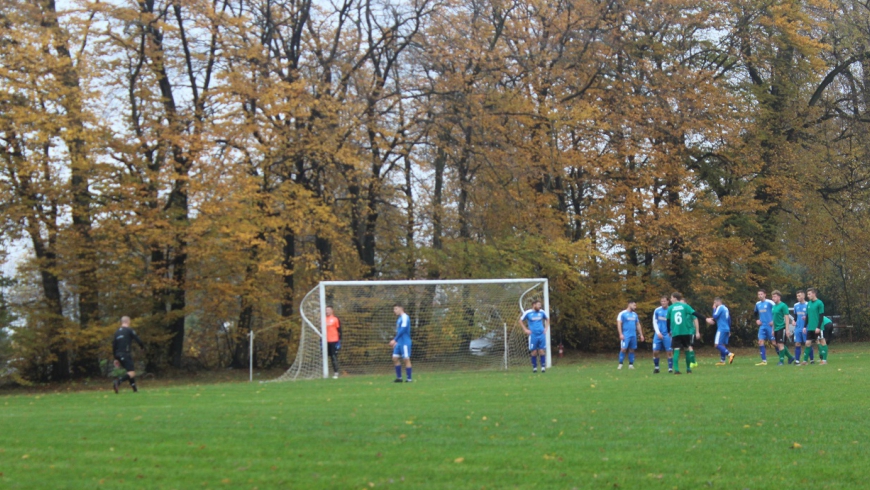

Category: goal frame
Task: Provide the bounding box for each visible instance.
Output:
[300,278,551,378]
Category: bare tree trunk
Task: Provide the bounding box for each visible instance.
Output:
[38,0,100,375]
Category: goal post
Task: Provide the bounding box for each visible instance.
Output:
[272,278,550,381]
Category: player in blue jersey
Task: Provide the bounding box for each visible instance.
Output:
[389,304,412,382]
[754,289,775,366]
[792,290,812,365]
[651,296,673,374]
[706,298,735,366]
[616,301,644,370]
[520,300,549,372]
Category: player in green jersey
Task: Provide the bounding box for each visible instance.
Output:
[667,292,702,375]
[771,291,795,365]
[802,288,828,365]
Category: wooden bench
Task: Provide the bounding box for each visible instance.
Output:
[832,324,855,342]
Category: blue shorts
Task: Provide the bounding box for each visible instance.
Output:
[758,326,774,341]
[714,331,730,346]
[620,336,637,350]
[392,343,411,359]
[794,328,806,344]
[528,333,546,352]
[652,333,672,352]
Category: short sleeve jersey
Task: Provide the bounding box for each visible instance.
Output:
[394,313,411,344]
[618,310,639,337]
[653,306,669,335]
[325,315,341,343]
[667,302,696,336]
[794,302,807,330]
[755,299,775,327]
[807,299,825,331]
[772,302,789,331]
[712,304,731,332]
[822,316,833,328]
[521,309,548,335]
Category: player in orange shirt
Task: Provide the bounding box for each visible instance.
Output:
[325,306,342,378]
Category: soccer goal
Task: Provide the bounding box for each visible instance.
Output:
[272,278,550,380]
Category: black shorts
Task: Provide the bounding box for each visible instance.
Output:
[115,354,134,371]
[327,342,339,356]
[806,329,824,342]
[774,329,787,344]
[673,335,693,349]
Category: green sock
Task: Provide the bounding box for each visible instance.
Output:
[674,350,681,371]
[686,354,692,370]
[803,347,809,362]
[690,351,696,364]
[784,347,794,361]
[820,345,828,360]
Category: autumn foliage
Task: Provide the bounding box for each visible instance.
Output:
[2,0,869,380]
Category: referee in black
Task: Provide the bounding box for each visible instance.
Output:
[112,316,144,393]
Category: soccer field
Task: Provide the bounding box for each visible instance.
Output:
[2,345,870,489]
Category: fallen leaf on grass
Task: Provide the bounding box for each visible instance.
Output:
[790,442,802,449]
[454,457,464,463]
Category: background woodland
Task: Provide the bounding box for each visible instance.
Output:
[2,0,870,380]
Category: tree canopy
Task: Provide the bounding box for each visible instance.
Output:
[2,0,868,379]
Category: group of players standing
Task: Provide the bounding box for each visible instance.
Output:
[614,288,831,374]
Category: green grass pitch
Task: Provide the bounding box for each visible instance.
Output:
[3,345,870,489]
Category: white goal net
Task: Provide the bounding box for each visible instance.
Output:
[273,278,549,380]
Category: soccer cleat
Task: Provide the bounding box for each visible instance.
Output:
[668,368,673,374]
[777,362,784,366]
[755,361,767,366]
[628,364,634,370]
[686,369,692,374]
[801,361,808,366]
[541,367,546,373]
[617,364,623,370]
[690,362,698,369]
[132,384,138,393]
[728,353,735,364]
[820,360,827,365]
[394,378,403,383]
[788,358,795,365]
[405,378,413,382]
[673,371,681,375]
[654,368,660,374]
[715,361,726,366]
[332,373,339,379]
[810,360,815,364]
[113,379,119,394]
[532,368,537,373]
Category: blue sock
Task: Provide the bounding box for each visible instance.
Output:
[539,355,545,368]
[406,367,412,380]
[531,356,537,368]
[628,352,635,365]
[654,357,660,368]
[809,347,814,360]
[619,351,625,364]
[760,345,767,361]
[395,365,402,379]
[795,346,801,361]
[667,358,673,370]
